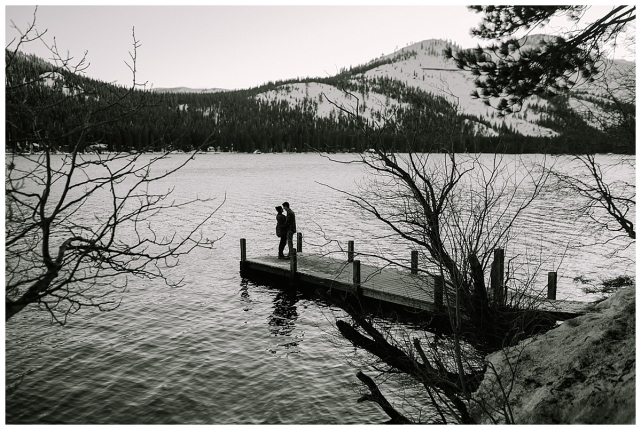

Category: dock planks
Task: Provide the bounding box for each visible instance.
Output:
[240,250,594,318]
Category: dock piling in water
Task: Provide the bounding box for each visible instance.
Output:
[348,240,354,263]
[290,249,297,285]
[353,259,361,295]
[491,248,505,303]
[548,272,557,300]
[240,238,247,272]
[297,232,302,253]
[434,275,444,310]
[411,250,418,275]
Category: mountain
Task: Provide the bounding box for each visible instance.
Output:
[6,37,634,155]
[254,38,634,140]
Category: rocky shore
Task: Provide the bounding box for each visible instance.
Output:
[470,286,635,424]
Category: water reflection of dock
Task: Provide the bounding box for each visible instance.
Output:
[239,238,594,319]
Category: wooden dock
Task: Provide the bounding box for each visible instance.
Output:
[242,253,445,312]
[239,238,594,319]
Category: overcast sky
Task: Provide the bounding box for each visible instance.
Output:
[5,3,621,90]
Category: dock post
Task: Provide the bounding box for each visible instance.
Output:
[353,259,361,295]
[290,249,297,285]
[240,238,247,272]
[434,275,444,311]
[491,248,505,304]
[411,250,418,275]
[348,240,354,263]
[297,232,302,253]
[547,272,557,300]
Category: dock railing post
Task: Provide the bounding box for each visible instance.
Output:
[353,259,361,295]
[240,238,247,272]
[297,232,302,253]
[547,272,557,300]
[240,238,246,262]
[411,250,418,275]
[491,248,505,304]
[290,249,297,285]
[348,240,354,263]
[434,275,444,311]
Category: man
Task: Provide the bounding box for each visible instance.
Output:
[282,201,296,257]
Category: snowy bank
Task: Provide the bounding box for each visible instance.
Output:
[470,286,635,424]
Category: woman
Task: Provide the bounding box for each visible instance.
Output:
[275,206,288,259]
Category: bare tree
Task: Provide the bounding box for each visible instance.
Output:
[447,6,636,242]
[548,154,635,241]
[5,9,223,324]
[548,57,635,241]
[313,85,557,423]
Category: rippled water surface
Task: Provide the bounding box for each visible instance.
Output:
[6,153,634,424]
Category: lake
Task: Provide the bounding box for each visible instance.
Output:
[5,152,635,424]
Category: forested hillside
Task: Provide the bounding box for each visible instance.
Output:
[5,39,634,155]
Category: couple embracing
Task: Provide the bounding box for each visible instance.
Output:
[275,202,296,260]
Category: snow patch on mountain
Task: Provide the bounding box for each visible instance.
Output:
[359,40,558,137]
[256,82,407,126]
